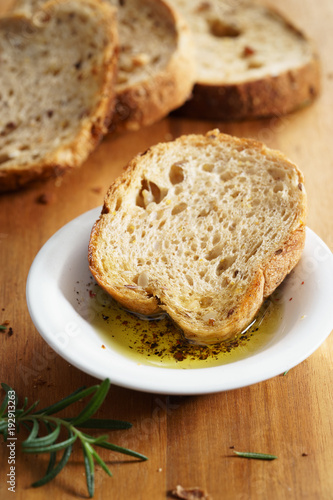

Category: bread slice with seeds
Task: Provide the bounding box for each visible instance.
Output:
[169,0,320,120]
[108,0,195,131]
[0,0,118,192]
[89,129,307,345]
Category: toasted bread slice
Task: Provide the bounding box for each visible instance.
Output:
[108,0,195,131]
[169,0,320,120]
[89,130,307,344]
[0,0,118,192]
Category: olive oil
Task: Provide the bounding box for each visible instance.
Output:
[86,284,283,369]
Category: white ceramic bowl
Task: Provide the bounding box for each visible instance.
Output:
[26,207,333,395]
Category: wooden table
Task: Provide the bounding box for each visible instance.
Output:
[1,0,332,499]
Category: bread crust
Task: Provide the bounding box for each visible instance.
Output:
[110,0,195,132]
[176,56,320,121]
[88,130,307,344]
[0,0,118,192]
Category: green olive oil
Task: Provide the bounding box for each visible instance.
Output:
[86,284,283,369]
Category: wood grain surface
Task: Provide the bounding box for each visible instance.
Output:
[0,1,332,499]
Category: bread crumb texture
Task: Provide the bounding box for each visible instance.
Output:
[0,0,118,191]
[89,130,307,344]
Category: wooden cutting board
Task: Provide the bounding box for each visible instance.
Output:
[0,0,332,499]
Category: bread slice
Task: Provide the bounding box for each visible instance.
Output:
[168,0,320,120]
[107,0,195,131]
[0,0,118,192]
[89,129,307,345]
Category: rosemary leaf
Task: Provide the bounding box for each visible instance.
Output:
[96,441,148,461]
[22,423,61,448]
[75,418,132,430]
[23,419,40,444]
[44,421,57,475]
[71,379,111,426]
[35,385,98,416]
[23,433,78,454]
[82,441,95,498]
[32,431,74,488]
[18,400,40,419]
[233,450,278,460]
[90,448,112,477]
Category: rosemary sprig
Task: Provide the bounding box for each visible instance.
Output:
[233,450,278,460]
[0,379,147,497]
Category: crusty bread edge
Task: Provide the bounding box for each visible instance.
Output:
[88,130,307,344]
[110,0,195,132]
[176,56,320,121]
[0,0,118,192]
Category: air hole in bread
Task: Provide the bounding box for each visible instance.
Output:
[174,185,183,195]
[208,18,241,38]
[202,163,214,172]
[212,233,221,245]
[169,163,185,184]
[136,179,166,208]
[186,275,194,286]
[216,256,236,275]
[199,269,207,278]
[198,208,209,217]
[206,243,224,261]
[247,60,264,69]
[268,167,286,181]
[273,182,284,193]
[158,219,166,230]
[171,202,187,215]
[115,198,122,211]
[220,170,235,182]
[200,296,213,307]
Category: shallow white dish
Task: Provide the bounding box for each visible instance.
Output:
[26,207,333,395]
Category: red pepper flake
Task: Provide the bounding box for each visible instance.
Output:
[89,290,96,298]
[289,297,293,301]
[243,45,255,57]
[122,321,129,325]
[301,281,305,285]
[101,344,106,349]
